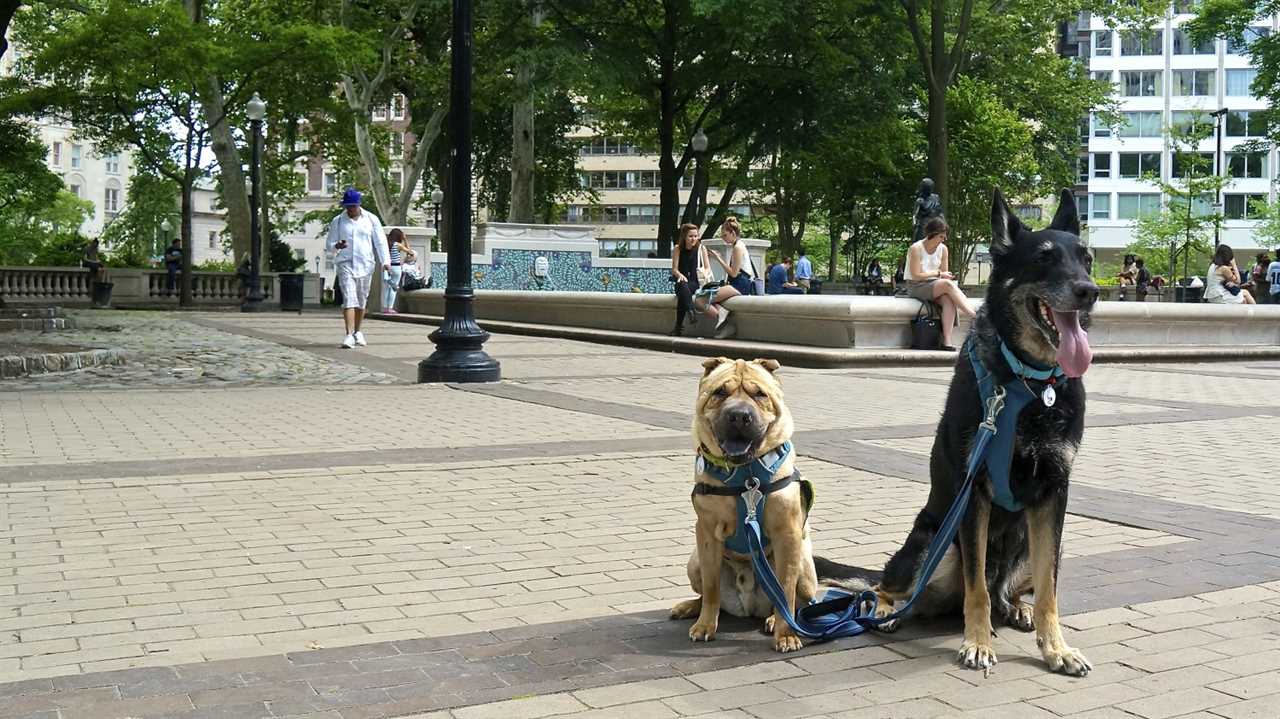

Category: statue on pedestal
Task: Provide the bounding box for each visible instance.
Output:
[912,178,944,244]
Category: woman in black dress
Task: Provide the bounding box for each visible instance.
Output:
[669,223,712,335]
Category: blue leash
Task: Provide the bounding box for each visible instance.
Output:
[741,348,1009,641]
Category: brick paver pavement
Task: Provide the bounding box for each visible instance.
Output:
[0,311,1277,718]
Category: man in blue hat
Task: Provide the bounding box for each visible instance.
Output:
[326,188,390,348]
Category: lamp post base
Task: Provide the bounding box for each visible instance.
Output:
[241,290,267,313]
[417,290,500,383]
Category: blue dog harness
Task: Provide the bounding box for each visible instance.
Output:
[970,339,1067,512]
[694,442,798,555]
[731,336,1067,642]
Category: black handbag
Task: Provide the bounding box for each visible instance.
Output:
[910,302,943,350]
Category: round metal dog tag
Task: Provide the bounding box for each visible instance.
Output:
[1041,385,1056,407]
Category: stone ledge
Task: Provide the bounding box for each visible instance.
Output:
[374,312,1280,368]
[399,290,1280,350]
[0,317,73,332]
[0,348,128,379]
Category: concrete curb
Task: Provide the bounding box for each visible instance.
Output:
[373,312,1280,368]
[0,348,129,379]
[0,317,74,332]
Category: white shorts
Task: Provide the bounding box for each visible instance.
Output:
[337,265,373,310]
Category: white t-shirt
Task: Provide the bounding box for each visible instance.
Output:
[1268,260,1280,293]
[729,241,752,277]
[905,240,943,281]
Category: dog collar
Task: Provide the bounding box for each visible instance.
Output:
[1000,340,1066,383]
[696,441,793,488]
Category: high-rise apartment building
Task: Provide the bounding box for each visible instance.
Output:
[1078,5,1275,261]
[561,128,753,257]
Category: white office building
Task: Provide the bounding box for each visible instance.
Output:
[1081,5,1276,260]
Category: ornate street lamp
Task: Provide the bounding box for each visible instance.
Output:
[242,92,267,312]
[159,218,172,259]
[1211,107,1228,248]
[431,187,443,252]
[689,128,708,221]
[417,0,500,383]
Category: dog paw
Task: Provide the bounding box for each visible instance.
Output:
[688,620,717,642]
[773,628,804,653]
[1043,645,1092,676]
[763,615,775,634]
[958,639,998,671]
[1006,602,1035,632]
[670,598,700,620]
[870,601,900,633]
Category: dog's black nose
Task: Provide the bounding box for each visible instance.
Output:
[725,407,754,427]
[1072,281,1099,306]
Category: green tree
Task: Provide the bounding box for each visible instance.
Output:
[1131,117,1227,283]
[99,173,180,267]
[0,119,65,265]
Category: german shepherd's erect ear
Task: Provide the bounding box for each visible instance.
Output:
[990,188,1024,257]
[1046,189,1080,236]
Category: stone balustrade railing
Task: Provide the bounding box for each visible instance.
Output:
[0,266,321,307]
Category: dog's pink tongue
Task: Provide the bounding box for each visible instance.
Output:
[1052,310,1092,378]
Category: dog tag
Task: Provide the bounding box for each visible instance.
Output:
[1041,385,1056,407]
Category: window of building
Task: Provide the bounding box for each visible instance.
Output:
[372,104,387,121]
[51,142,62,167]
[1171,151,1215,177]
[1118,152,1162,179]
[1091,152,1112,178]
[208,231,217,249]
[1227,151,1268,178]
[1172,29,1214,55]
[1093,31,1112,55]
[104,153,120,174]
[1089,193,1110,220]
[324,172,337,195]
[1091,70,1112,84]
[1224,193,1267,219]
[68,183,80,198]
[1172,69,1215,96]
[1121,70,1161,97]
[1015,205,1042,221]
[1118,111,1161,138]
[1226,110,1263,137]
[389,169,402,189]
[1227,27,1269,54]
[104,186,120,215]
[1226,68,1258,96]
[1174,0,1198,12]
[1171,110,1212,136]
[392,94,406,119]
[325,255,335,270]
[1120,30,1162,56]
[1077,156,1089,184]
[579,137,640,156]
[1075,193,1089,221]
[390,132,403,157]
[70,144,82,169]
[1117,193,1161,219]
[293,248,306,262]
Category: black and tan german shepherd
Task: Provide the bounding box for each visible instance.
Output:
[820,188,1099,676]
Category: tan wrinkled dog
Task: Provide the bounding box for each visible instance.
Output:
[670,357,818,653]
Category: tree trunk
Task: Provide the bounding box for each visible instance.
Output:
[508,7,543,224]
[179,175,194,307]
[828,222,839,281]
[655,5,678,259]
[197,80,252,263]
[927,0,949,211]
[680,155,711,226]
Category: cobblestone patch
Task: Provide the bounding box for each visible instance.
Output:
[0,311,399,391]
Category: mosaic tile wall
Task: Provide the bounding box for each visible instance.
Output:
[429,249,674,294]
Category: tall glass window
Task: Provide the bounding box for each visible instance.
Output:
[1118,112,1161,138]
[1089,193,1111,220]
[1117,194,1161,219]
[1092,153,1112,178]
[1226,110,1263,137]
[1172,29,1214,55]
[1093,31,1112,55]
[1121,71,1161,97]
[1226,69,1258,96]
[1120,30,1162,56]
[1172,70,1215,96]
[1118,153,1162,179]
[1227,151,1268,179]
[1224,194,1267,219]
[1227,27,1269,54]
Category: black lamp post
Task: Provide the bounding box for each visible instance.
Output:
[689,128,707,221]
[242,92,267,312]
[1211,107,1228,248]
[159,217,172,259]
[431,187,443,253]
[418,0,500,383]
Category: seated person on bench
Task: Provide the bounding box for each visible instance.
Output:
[766,257,806,295]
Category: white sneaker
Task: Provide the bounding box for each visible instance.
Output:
[714,306,729,330]
[353,331,367,346]
[341,334,355,349]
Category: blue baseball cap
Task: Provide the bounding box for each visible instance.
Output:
[341,188,362,206]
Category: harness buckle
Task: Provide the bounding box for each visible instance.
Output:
[742,477,763,523]
[980,385,1007,434]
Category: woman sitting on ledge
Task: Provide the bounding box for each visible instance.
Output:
[699,216,753,338]
[1204,244,1256,305]
[904,217,975,350]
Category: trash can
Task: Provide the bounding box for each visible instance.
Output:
[91,281,113,309]
[279,273,305,313]
[1174,285,1204,303]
